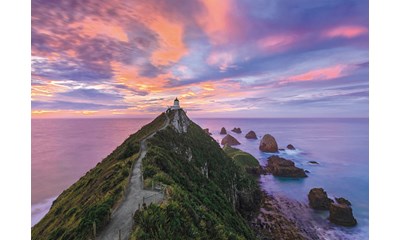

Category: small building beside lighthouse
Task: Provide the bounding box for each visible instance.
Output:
[171,98,181,110]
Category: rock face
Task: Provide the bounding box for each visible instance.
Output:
[335,197,351,206]
[329,203,357,226]
[308,188,333,210]
[232,127,242,133]
[171,109,190,133]
[221,134,241,146]
[265,156,307,178]
[287,144,296,150]
[220,127,227,135]
[203,128,212,135]
[245,130,257,139]
[308,161,319,164]
[259,134,278,152]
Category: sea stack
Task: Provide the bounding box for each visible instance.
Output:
[221,134,241,146]
[259,134,278,152]
[265,155,307,178]
[220,127,227,135]
[329,203,357,226]
[232,127,242,134]
[245,131,257,139]
[308,188,333,210]
[287,144,295,150]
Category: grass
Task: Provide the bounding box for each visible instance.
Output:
[32,113,167,240]
[131,110,261,239]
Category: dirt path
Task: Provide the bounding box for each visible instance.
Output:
[98,114,169,240]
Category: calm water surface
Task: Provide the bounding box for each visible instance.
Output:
[32,118,368,239]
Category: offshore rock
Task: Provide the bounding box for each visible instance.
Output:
[245,131,257,139]
[308,188,333,210]
[287,144,296,150]
[329,203,357,227]
[265,156,307,178]
[259,134,278,152]
[232,127,242,134]
[220,127,227,135]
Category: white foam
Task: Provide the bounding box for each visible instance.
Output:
[31,196,57,227]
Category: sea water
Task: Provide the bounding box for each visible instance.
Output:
[31,118,368,239]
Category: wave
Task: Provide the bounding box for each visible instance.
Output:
[31,196,57,227]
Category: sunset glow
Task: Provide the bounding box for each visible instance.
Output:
[32,0,368,118]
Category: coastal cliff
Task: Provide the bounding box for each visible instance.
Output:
[32,109,261,240]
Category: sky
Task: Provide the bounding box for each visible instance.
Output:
[31,0,369,118]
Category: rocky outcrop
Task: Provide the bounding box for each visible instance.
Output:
[308,188,333,210]
[221,134,241,146]
[329,203,357,226]
[259,134,278,152]
[265,156,307,178]
[220,127,227,135]
[203,128,212,135]
[308,161,319,164]
[335,197,351,206]
[287,144,295,150]
[245,130,257,139]
[232,127,242,134]
[171,109,190,133]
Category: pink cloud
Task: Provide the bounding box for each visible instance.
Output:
[324,25,368,38]
[285,65,346,83]
[258,34,296,52]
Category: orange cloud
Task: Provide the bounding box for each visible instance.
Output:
[112,61,172,93]
[324,25,368,38]
[148,15,187,66]
[70,17,129,42]
[197,0,239,45]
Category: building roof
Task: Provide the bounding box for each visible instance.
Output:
[175,97,179,101]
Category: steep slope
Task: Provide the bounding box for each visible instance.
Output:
[32,113,167,240]
[131,109,261,239]
[32,109,261,240]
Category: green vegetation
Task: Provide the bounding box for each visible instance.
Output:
[32,110,262,240]
[223,145,260,173]
[131,111,261,239]
[32,113,167,240]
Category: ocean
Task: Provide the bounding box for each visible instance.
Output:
[31,118,368,239]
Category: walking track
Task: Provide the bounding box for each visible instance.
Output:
[98,114,170,240]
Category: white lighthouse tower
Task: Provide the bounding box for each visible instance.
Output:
[171,97,181,110]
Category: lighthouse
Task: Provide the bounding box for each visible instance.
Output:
[171,98,181,110]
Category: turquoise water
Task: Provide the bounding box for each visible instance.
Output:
[195,118,369,239]
[32,118,368,239]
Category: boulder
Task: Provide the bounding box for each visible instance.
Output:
[265,156,307,178]
[259,134,278,152]
[329,203,357,227]
[308,188,333,210]
[287,144,296,150]
[203,128,212,135]
[245,130,257,139]
[232,127,242,134]
[221,134,241,146]
[335,197,352,206]
[220,127,227,135]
